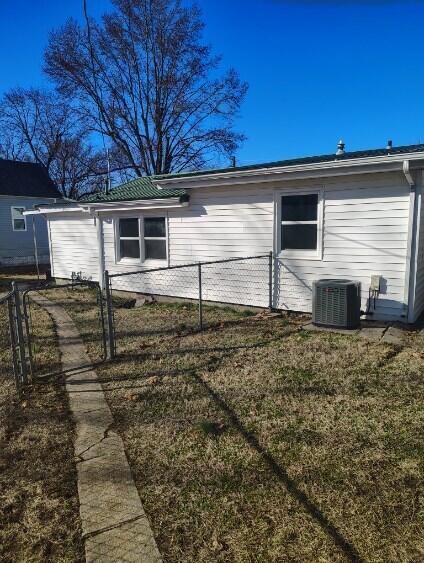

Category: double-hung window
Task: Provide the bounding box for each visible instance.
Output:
[11,206,27,231]
[143,218,167,260]
[117,217,167,262]
[279,192,322,257]
[119,218,140,259]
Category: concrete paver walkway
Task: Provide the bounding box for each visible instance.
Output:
[302,321,405,345]
[32,293,162,563]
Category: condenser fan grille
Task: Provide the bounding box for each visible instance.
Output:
[313,280,361,329]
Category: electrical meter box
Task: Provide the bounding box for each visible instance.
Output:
[370,275,382,292]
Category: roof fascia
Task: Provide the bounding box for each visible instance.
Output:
[153,153,424,189]
[24,205,84,215]
[24,197,189,216]
[81,198,189,213]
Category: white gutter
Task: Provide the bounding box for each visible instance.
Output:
[23,205,82,215]
[82,198,189,213]
[23,209,44,216]
[26,198,189,216]
[403,159,415,187]
[154,151,424,189]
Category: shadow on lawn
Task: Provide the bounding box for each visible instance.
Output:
[61,346,361,560]
[113,316,271,340]
[191,367,363,563]
[110,328,297,363]
[31,315,263,348]
[33,305,361,561]
[175,331,364,561]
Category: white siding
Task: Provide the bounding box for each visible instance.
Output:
[275,175,410,321]
[48,172,412,321]
[48,213,99,280]
[100,174,411,320]
[103,186,273,307]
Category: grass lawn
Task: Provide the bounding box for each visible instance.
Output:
[0,292,83,562]
[45,287,424,562]
[0,271,46,290]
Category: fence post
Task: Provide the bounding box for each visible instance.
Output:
[104,270,115,359]
[12,282,29,385]
[22,293,34,377]
[268,251,273,312]
[7,297,20,393]
[97,284,108,361]
[198,262,203,330]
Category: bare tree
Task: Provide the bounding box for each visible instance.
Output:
[0,87,106,198]
[44,0,248,176]
[49,136,106,199]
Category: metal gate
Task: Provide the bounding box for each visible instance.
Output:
[1,283,32,396]
[1,280,109,393]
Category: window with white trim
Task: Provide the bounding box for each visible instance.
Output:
[280,193,320,253]
[11,206,27,231]
[118,218,140,259]
[117,217,167,261]
[143,217,167,259]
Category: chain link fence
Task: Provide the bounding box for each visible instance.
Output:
[0,254,274,385]
[0,287,30,397]
[104,253,273,357]
[24,281,108,367]
[0,280,108,397]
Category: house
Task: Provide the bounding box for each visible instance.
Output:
[30,142,424,323]
[0,159,61,267]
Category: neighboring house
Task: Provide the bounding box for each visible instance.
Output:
[31,142,424,322]
[0,159,61,267]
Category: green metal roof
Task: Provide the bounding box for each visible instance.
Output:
[82,176,188,203]
[154,143,424,181]
[81,143,424,203]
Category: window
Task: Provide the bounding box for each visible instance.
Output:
[117,216,167,262]
[144,217,167,260]
[11,207,27,231]
[119,218,140,259]
[279,192,321,256]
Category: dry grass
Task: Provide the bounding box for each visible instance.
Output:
[0,296,83,563]
[0,272,44,290]
[50,287,424,562]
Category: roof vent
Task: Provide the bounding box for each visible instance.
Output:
[336,139,345,156]
[386,139,393,152]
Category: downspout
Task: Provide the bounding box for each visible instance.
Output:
[47,219,55,279]
[95,212,105,290]
[403,160,419,322]
[32,216,40,280]
[403,159,415,188]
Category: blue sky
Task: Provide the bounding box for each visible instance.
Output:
[1,0,424,167]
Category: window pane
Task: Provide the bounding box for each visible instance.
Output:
[13,207,25,218]
[14,219,26,231]
[119,218,139,237]
[144,217,166,238]
[281,224,317,250]
[145,239,167,260]
[281,194,318,221]
[120,239,140,259]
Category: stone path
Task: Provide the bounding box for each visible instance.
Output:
[32,293,162,563]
